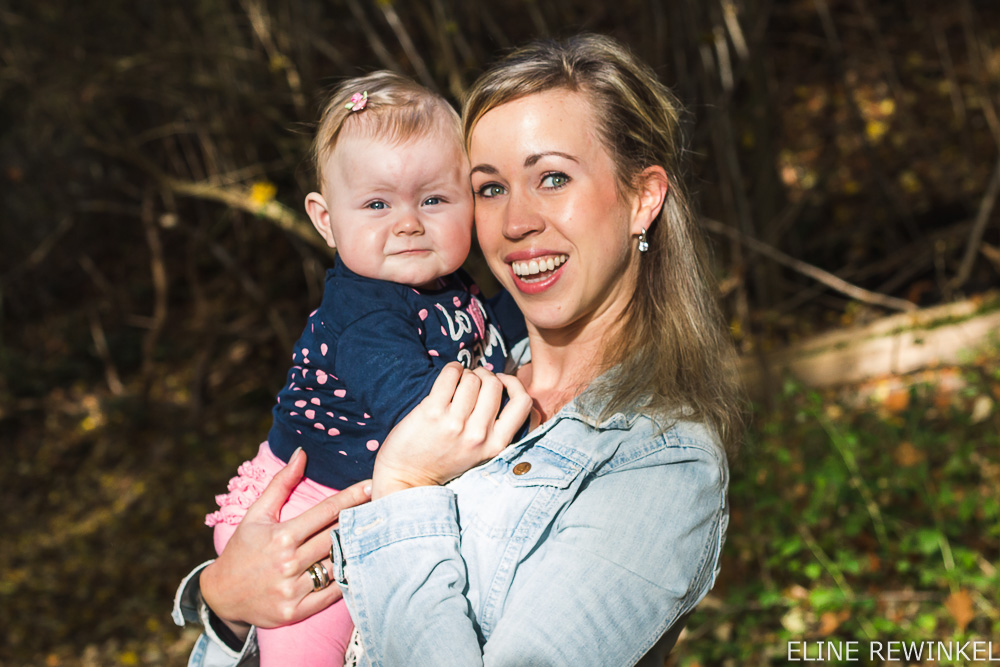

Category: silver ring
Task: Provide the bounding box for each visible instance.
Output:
[307,561,330,592]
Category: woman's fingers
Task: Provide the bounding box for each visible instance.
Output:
[449,368,483,419]
[295,557,344,619]
[287,479,372,544]
[244,447,307,522]
[493,373,533,447]
[465,368,504,437]
[425,361,465,409]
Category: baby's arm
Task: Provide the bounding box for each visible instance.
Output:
[333,310,451,428]
[484,289,528,349]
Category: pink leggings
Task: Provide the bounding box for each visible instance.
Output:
[208,442,353,667]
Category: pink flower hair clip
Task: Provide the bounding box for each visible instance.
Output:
[345,91,368,112]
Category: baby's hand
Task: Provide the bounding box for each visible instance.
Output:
[371,362,531,499]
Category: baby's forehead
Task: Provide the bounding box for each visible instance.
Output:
[324,128,470,191]
[320,114,465,177]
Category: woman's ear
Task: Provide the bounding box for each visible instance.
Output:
[630,166,669,236]
[305,192,337,249]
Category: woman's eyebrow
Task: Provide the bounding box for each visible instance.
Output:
[525,151,578,167]
[471,151,579,176]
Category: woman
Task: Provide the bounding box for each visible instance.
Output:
[174,33,742,666]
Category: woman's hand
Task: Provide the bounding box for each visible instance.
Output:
[200,449,371,637]
[371,362,532,499]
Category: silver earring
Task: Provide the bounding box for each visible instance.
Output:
[637,228,649,253]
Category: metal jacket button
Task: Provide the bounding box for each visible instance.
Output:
[513,462,531,475]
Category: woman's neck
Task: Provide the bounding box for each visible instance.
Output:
[519,318,615,426]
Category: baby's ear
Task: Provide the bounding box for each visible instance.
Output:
[305,192,336,249]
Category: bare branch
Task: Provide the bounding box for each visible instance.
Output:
[376,1,436,90]
[140,188,168,389]
[84,138,331,257]
[164,177,332,257]
[88,309,124,396]
[702,218,917,312]
[344,0,403,73]
[950,153,1000,290]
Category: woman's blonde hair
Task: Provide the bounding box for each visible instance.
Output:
[463,34,744,453]
[312,71,461,188]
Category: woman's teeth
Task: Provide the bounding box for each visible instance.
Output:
[512,255,568,279]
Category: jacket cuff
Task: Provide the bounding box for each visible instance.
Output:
[334,486,459,563]
[172,560,259,664]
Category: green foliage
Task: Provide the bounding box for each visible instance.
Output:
[668,361,1000,666]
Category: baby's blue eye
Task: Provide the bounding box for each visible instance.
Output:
[366,201,387,210]
[541,173,569,188]
[477,184,506,198]
[423,196,443,206]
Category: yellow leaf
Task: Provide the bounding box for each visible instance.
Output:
[945,590,975,633]
[269,54,289,72]
[250,181,277,206]
[866,120,889,142]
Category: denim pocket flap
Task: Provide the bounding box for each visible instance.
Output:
[506,447,582,489]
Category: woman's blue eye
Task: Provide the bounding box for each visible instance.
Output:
[477,184,506,198]
[541,173,569,188]
[366,201,387,210]
[422,196,443,206]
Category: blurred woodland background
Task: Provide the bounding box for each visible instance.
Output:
[2,0,1000,665]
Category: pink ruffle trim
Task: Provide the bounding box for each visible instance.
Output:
[205,459,269,527]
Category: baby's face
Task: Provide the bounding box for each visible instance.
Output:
[319,127,473,289]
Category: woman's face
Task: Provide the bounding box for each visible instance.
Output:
[469,89,644,334]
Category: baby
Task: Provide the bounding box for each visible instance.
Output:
[205,72,524,666]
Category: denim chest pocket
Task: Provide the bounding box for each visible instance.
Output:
[505,446,582,489]
[455,446,585,539]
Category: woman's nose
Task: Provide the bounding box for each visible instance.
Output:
[393,213,424,236]
[502,191,544,240]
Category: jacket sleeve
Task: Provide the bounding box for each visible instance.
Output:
[172,561,260,667]
[331,441,729,666]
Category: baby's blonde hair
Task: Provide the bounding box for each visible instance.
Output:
[312,72,461,189]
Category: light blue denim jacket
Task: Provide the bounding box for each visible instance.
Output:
[174,366,730,666]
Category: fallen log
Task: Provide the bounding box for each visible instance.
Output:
[740,292,1000,397]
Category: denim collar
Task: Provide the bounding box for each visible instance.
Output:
[506,338,647,445]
